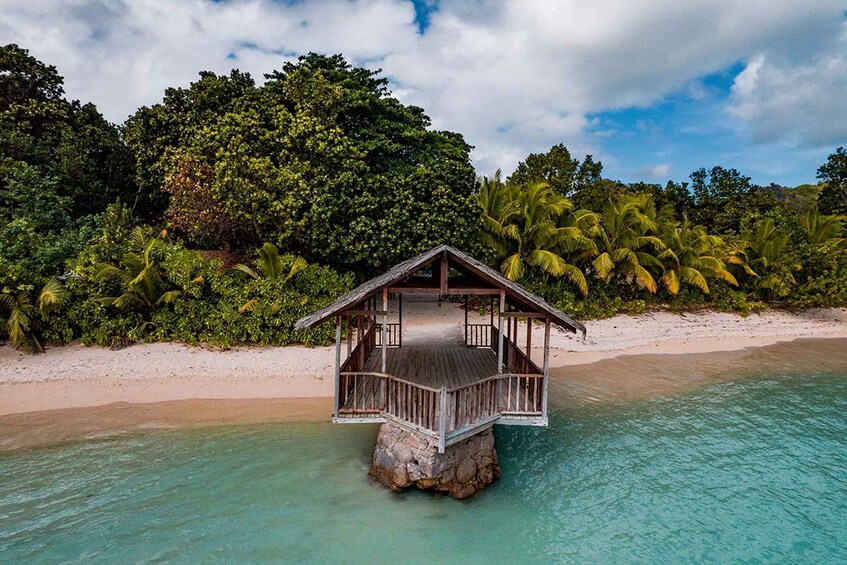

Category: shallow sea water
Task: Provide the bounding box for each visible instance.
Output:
[1,370,846,563]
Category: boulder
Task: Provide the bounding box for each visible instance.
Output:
[368,423,501,499]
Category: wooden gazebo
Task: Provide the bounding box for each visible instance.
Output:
[295,245,585,453]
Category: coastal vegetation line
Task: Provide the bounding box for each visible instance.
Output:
[1,44,846,353]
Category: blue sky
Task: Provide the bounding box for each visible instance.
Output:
[2,0,845,187]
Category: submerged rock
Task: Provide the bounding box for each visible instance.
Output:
[368,422,501,499]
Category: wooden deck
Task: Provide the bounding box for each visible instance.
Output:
[363,347,497,389]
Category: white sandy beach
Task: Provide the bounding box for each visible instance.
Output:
[2,300,846,416]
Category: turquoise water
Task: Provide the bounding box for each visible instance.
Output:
[2,371,846,563]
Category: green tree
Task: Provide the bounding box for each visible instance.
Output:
[816,147,847,215]
[689,166,776,234]
[583,194,665,292]
[94,227,182,321]
[799,209,845,246]
[738,218,800,298]
[476,175,591,293]
[658,219,737,295]
[125,54,477,274]
[232,243,307,281]
[508,143,603,200]
[0,161,81,277]
[0,279,65,353]
[0,44,134,218]
[231,242,308,312]
[628,180,693,218]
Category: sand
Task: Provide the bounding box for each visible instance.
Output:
[2,301,846,416]
[1,299,846,451]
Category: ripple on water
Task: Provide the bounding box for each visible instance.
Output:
[1,371,846,563]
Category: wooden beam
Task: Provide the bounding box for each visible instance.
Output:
[542,317,550,421]
[346,315,352,357]
[439,252,448,294]
[526,316,532,363]
[387,287,501,295]
[398,292,403,348]
[334,316,342,418]
[341,309,388,317]
[381,287,388,373]
[497,290,505,374]
[464,295,469,347]
[500,311,550,318]
[438,385,447,453]
[357,313,364,367]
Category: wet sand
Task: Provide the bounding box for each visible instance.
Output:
[0,398,332,453]
[2,337,845,454]
[551,337,847,407]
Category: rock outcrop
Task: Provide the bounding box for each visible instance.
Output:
[368,422,500,499]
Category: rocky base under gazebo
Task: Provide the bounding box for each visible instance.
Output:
[368,422,501,499]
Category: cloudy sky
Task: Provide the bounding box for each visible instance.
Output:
[2,0,846,185]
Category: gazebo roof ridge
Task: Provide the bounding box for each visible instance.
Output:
[295,244,586,336]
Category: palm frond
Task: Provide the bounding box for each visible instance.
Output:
[37,279,66,310]
[230,263,260,279]
[592,252,614,280]
[239,299,259,313]
[500,254,524,281]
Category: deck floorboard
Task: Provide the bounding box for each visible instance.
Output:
[363,347,497,389]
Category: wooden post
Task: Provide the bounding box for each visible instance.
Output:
[438,385,447,453]
[464,295,469,347]
[497,291,505,374]
[440,253,449,294]
[381,287,388,372]
[398,292,403,347]
[334,316,342,417]
[357,313,364,367]
[542,317,551,421]
[346,315,352,357]
[513,316,518,347]
[526,315,532,363]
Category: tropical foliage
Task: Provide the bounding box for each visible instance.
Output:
[476,174,590,293]
[2,44,847,353]
[0,279,65,352]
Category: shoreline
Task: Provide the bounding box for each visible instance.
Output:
[2,307,846,417]
[1,307,846,452]
[1,334,846,453]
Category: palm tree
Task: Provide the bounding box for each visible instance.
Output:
[94,226,182,315]
[583,194,665,292]
[740,218,800,297]
[231,242,307,281]
[800,209,845,247]
[0,279,65,353]
[475,178,591,294]
[230,243,308,312]
[658,219,738,294]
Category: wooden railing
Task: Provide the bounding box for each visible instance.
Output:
[491,325,542,375]
[465,323,492,348]
[446,376,500,433]
[498,374,543,414]
[375,323,401,347]
[337,371,384,415]
[341,325,378,373]
[336,369,544,451]
[383,376,439,431]
[337,371,441,433]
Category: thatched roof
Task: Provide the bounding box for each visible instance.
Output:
[295,245,586,335]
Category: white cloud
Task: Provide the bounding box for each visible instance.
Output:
[727,40,847,147]
[634,164,672,180]
[1,0,845,175]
